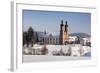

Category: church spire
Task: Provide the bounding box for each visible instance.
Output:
[60,20,64,26]
[44,29,46,34]
[65,21,68,31]
[65,21,68,27]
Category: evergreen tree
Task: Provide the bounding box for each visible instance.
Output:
[35,32,39,42]
[23,32,28,46]
[23,26,39,46]
[27,27,34,46]
[76,36,80,44]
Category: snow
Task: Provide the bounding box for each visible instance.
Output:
[23,44,91,62]
[23,55,90,62]
[24,44,91,56]
[71,46,80,56]
[46,45,70,55]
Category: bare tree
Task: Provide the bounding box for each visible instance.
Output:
[41,45,48,55]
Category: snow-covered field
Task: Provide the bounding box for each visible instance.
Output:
[24,44,91,56]
[23,55,90,62]
[23,44,91,62]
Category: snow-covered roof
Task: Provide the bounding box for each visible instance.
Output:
[50,32,59,36]
[37,32,59,38]
[32,44,43,49]
[81,37,91,42]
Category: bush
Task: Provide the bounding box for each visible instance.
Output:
[41,45,48,55]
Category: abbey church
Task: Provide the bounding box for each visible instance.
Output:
[60,20,69,45]
[37,20,70,45]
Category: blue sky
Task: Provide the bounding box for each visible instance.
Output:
[23,10,91,34]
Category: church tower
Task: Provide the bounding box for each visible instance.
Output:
[60,20,69,45]
[64,21,69,42]
[60,20,64,45]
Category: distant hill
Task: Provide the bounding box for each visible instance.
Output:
[69,33,90,38]
[36,31,90,38]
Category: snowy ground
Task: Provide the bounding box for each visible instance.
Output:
[24,44,91,57]
[23,55,91,63]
